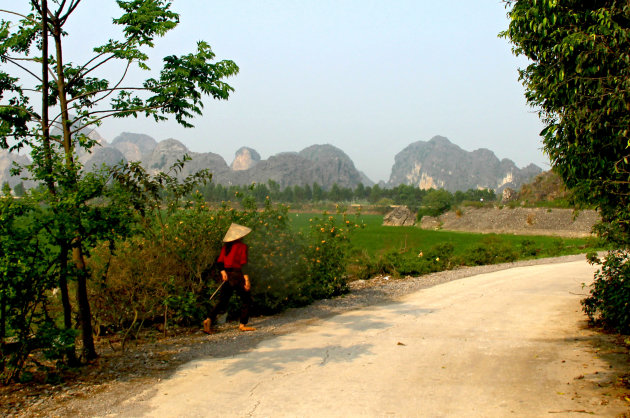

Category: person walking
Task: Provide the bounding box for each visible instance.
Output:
[203,223,256,333]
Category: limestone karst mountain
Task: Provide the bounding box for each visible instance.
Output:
[230,147,261,171]
[111,132,158,162]
[141,138,231,183]
[387,135,541,192]
[0,130,544,194]
[79,147,127,170]
[298,144,364,188]
[233,144,370,189]
[0,150,34,189]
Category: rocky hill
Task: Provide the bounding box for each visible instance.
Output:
[1,131,544,193]
[517,170,572,203]
[88,133,370,189]
[388,136,541,192]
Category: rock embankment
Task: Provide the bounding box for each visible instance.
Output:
[383,206,416,226]
[420,207,599,237]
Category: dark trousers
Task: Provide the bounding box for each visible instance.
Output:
[208,271,252,325]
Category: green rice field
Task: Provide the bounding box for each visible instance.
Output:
[289,212,602,259]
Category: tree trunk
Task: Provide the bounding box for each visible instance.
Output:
[0,294,4,373]
[74,244,97,360]
[58,242,79,365]
[39,0,80,367]
[58,244,73,331]
[0,293,5,344]
[51,19,97,361]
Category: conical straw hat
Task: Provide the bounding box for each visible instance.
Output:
[223,223,252,242]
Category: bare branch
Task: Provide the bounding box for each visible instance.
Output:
[67,60,134,106]
[66,51,118,90]
[66,36,136,90]
[67,86,150,108]
[68,98,178,135]
[29,0,42,15]
[1,132,38,139]
[5,57,40,62]
[48,66,58,84]
[0,9,37,23]
[4,57,42,83]
[53,0,67,18]
[58,0,82,26]
[49,112,62,130]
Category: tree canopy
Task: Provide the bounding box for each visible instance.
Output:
[502,0,630,244]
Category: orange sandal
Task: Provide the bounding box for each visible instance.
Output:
[203,318,213,334]
[238,324,256,332]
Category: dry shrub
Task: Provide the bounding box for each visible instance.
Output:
[88,203,235,332]
[87,198,357,332]
[526,213,535,225]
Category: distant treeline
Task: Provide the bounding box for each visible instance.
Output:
[196,180,496,208]
[5,179,496,209]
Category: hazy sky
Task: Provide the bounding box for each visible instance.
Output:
[13,1,549,182]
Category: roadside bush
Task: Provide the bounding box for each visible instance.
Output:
[462,236,518,266]
[582,251,630,334]
[519,239,541,257]
[548,238,565,257]
[88,197,363,333]
[372,249,420,277]
[90,199,282,329]
[246,201,308,313]
[349,242,458,279]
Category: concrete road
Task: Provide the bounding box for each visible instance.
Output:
[115,260,628,417]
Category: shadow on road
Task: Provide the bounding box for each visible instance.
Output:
[219,342,375,376]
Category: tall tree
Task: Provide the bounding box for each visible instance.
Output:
[502,0,630,332]
[0,1,238,359]
[501,0,630,243]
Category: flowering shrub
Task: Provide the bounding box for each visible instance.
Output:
[300,208,363,299]
[245,200,308,313]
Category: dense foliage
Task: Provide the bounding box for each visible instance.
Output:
[503,0,630,332]
[0,0,238,379]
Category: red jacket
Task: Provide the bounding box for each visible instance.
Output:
[217,241,248,270]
